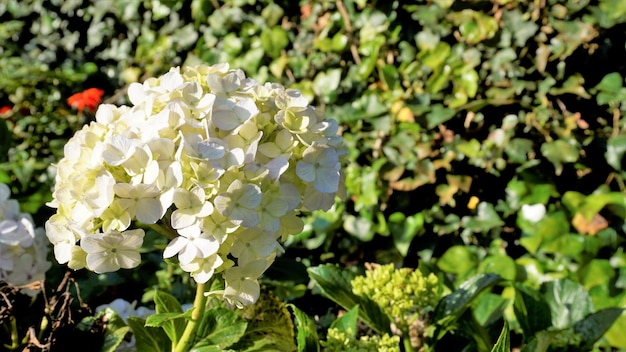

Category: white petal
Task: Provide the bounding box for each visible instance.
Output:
[171,209,197,229]
[103,135,137,166]
[127,82,146,106]
[314,168,339,193]
[54,243,73,264]
[231,208,259,228]
[163,237,188,258]
[87,252,118,273]
[135,198,163,224]
[240,184,262,208]
[194,237,220,257]
[120,229,145,249]
[265,158,289,180]
[296,162,316,182]
[116,250,141,269]
[198,138,226,159]
[178,244,199,265]
[80,234,105,253]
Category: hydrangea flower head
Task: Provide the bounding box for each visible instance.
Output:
[351,263,440,333]
[46,64,346,306]
[0,183,51,296]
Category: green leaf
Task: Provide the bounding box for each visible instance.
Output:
[261,2,284,27]
[490,322,510,352]
[261,26,289,59]
[153,290,186,344]
[544,279,593,329]
[379,64,399,90]
[425,104,456,129]
[154,290,184,313]
[580,259,615,290]
[462,202,505,234]
[504,138,534,164]
[540,139,580,175]
[0,119,10,163]
[313,68,342,103]
[127,317,171,352]
[594,72,623,93]
[456,139,482,158]
[79,310,128,352]
[478,254,517,281]
[343,214,373,242]
[603,303,626,349]
[287,304,319,352]
[389,212,424,256]
[437,245,478,276]
[420,41,450,69]
[606,135,626,171]
[191,307,248,351]
[573,307,623,350]
[307,264,391,334]
[232,291,296,352]
[102,326,130,352]
[474,293,508,326]
[513,284,552,338]
[331,32,348,52]
[329,305,359,336]
[433,273,502,326]
[520,329,562,352]
[146,312,190,327]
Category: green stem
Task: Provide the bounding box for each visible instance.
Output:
[8,316,19,350]
[174,282,207,352]
[37,315,48,343]
[403,336,414,352]
[140,222,177,240]
[402,329,415,352]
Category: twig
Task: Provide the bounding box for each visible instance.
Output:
[336,0,361,64]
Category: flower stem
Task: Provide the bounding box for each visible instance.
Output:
[403,335,414,352]
[140,222,177,240]
[174,282,206,352]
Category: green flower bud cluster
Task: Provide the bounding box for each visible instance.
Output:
[351,264,439,331]
[320,327,400,352]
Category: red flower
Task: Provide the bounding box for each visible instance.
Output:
[0,105,12,114]
[67,88,104,113]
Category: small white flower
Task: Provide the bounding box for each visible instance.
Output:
[223,258,271,308]
[229,228,279,265]
[81,229,144,273]
[114,183,164,224]
[521,204,546,223]
[214,180,262,228]
[170,187,214,230]
[102,134,139,166]
[179,253,224,283]
[163,226,220,265]
[296,144,340,193]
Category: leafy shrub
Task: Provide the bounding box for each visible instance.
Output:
[1,0,626,350]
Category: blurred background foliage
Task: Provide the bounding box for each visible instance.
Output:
[2,0,626,349]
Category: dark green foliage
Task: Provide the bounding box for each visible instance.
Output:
[2,0,626,350]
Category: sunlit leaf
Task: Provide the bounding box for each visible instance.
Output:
[490,321,510,352]
[433,273,502,326]
[288,304,319,352]
[544,279,593,329]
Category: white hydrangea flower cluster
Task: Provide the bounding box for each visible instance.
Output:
[0,183,52,296]
[46,63,345,307]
